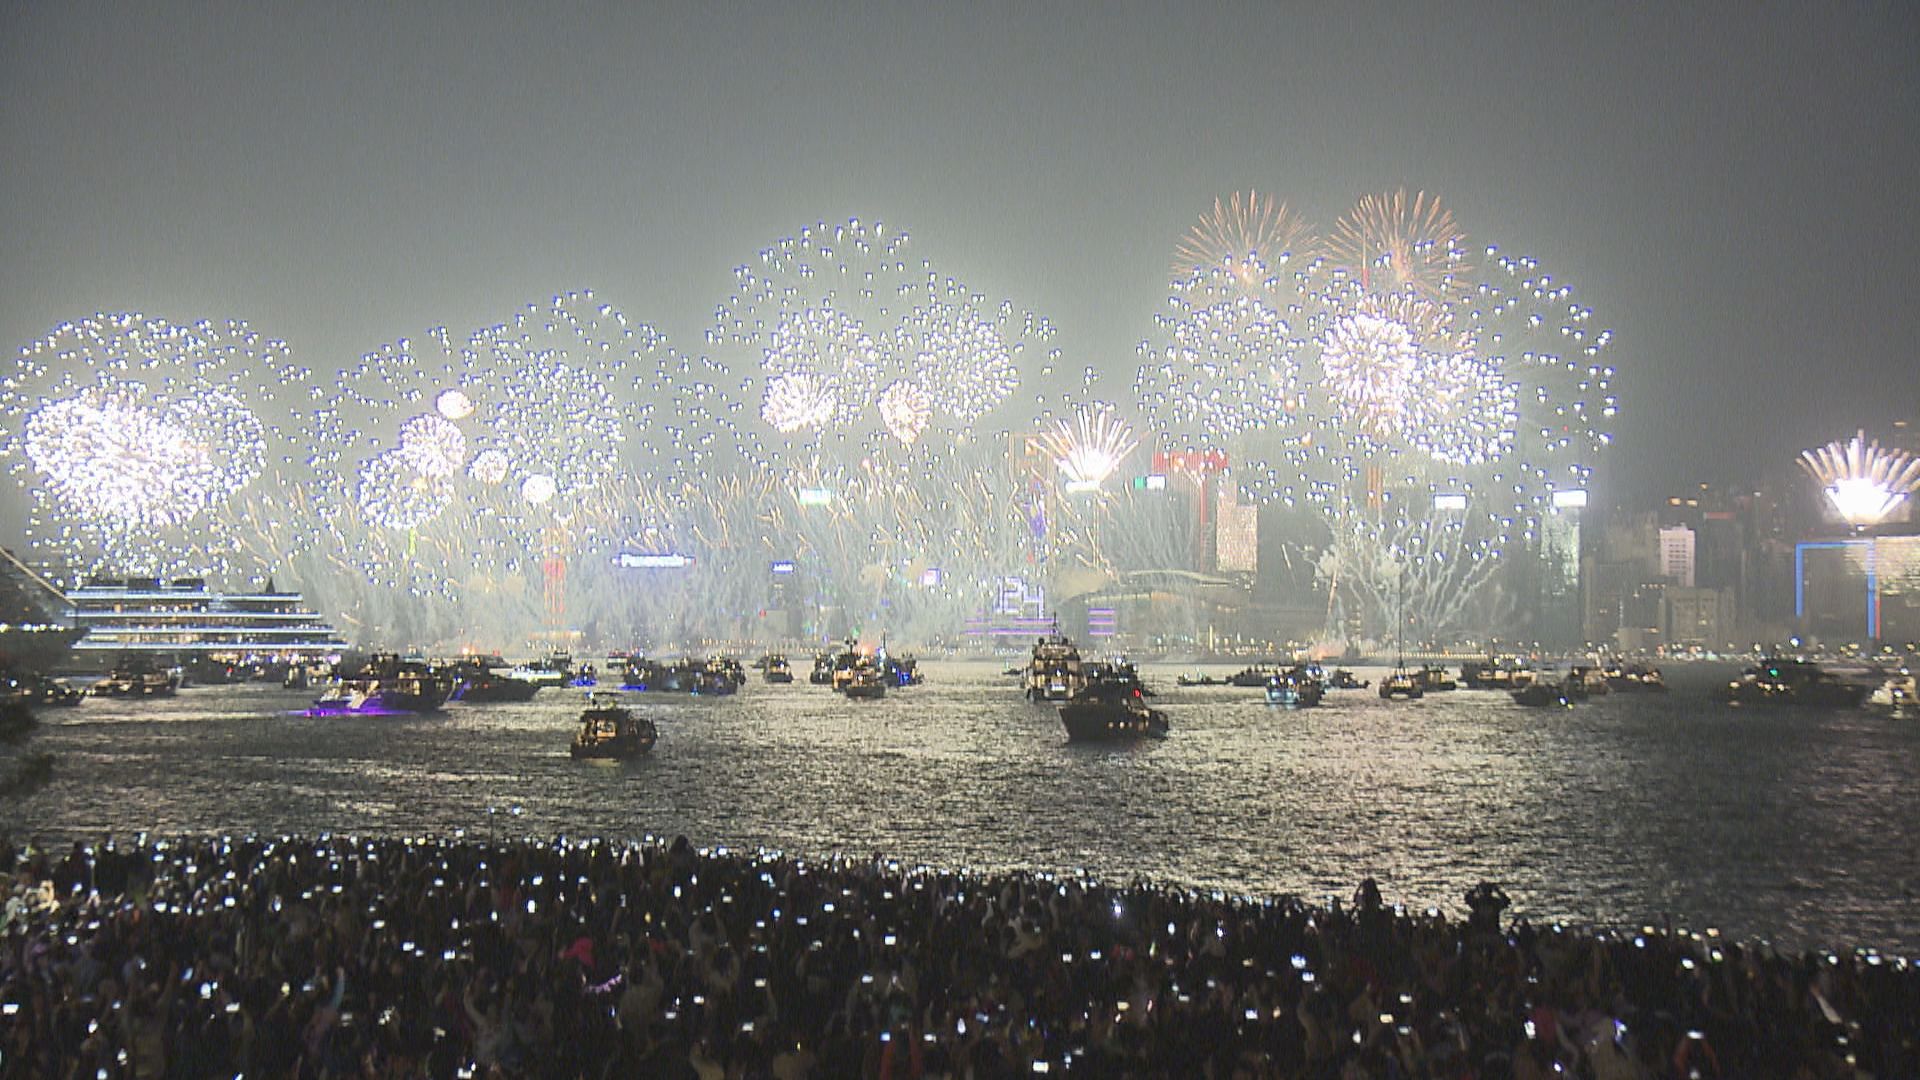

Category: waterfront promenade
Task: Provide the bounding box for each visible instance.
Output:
[3,833,1913,1077]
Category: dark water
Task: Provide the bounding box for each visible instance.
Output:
[6,662,1918,954]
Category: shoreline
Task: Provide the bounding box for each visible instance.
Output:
[4,832,1914,1077]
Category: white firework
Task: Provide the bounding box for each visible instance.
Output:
[1,312,297,577]
[878,381,932,444]
[761,372,838,433]
[1800,431,1920,528]
[1320,311,1419,434]
[468,447,510,485]
[396,413,467,478]
[1041,407,1139,489]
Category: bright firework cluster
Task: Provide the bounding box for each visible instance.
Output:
[707,218,1064,465]
[1800,432,1920,529]
[0,313,297,576]
[4,201,1614,649]
[1137,188,1615,635]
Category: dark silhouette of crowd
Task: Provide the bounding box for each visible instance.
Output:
[2,833,1914,1078]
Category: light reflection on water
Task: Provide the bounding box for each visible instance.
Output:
[7,661,1917,953]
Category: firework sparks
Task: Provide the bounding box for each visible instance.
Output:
[1040,407,1139,489]
[0,312,299,577]
[1327,189,1468,298]
[878,381,932,444]
[1800,431,1920,528]
[1173,190,1316,287]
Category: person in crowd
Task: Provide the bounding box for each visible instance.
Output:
[1,832,1913,1078]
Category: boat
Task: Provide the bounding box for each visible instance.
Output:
[571,696,656,759]
[1601,663,1667,692]
[809,654,836,685]
[1867,668,1916,714]
[1378,669,1424,700]
[450,658,542,703]
[509,652,574,688]
[1265,664,1324,707]
[1413,665,1457,692]
[1175,672,1221,687]
[59,576,347,673]
[3,670,84,708]
[1378,579,1422,701]
[1265,676,1299,706]
[1512,682,1572,708]
[1026,631,1085,702]
[1713,659,1869,708]
[1227,663,1289,688]
[92,656,180,697]
[763,654,795,683]
[1563,665,1611,700]
[1460,657,1538,690]
[1059,679,1168,741]
[283,659,333,690]
[1326,669,1369,690]
[842,666,888,699]
[308,654,455,716]
[881,651,923,687]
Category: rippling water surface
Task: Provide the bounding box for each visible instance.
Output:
[7,662,1917,953]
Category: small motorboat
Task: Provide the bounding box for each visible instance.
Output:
[93,658,180,697]
[1512,682,1572,708]
[1060,681,1168,741]
[1379,669,1424,700]
[1326,669,1369,690]
[571,696,657,759]
[1265,676,1299,706]
[308,655,455,716]
[763,654,795,683]
[1867,668,1915,714]
[842,666,887,699]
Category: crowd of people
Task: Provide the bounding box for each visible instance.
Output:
[2,832,1914,1078]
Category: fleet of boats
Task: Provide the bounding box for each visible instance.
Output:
[11,612,1911,766]
[1714,658,1871,708]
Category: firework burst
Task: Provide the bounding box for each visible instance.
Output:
[1800,431,1920,528]
[0,312,301,577]
[1173,190,1316,288]
[1040,407,1139,489]
[1327,189,1468,299]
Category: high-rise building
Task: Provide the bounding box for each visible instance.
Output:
[1658,526,1696,588]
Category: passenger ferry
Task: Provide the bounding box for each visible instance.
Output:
[61,576,347,673]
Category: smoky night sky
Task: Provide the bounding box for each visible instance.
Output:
[3,3,1916,515]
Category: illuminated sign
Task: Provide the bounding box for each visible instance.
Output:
[1432,493,1469,511]
[1132,474,1169,491]
[1550,489,1589,509]
[615,552,694,569]
[770,560,796,575]
[796,487,833,507]
[920,567,944,587]
[1063,479,1100,494]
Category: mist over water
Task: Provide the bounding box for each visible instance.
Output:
[8,661,1917,955]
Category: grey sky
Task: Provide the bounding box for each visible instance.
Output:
[4,3,1916,514]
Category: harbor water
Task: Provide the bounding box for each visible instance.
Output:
[6,661,1917,955]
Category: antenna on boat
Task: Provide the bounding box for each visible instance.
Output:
[1395,564,1406,671]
